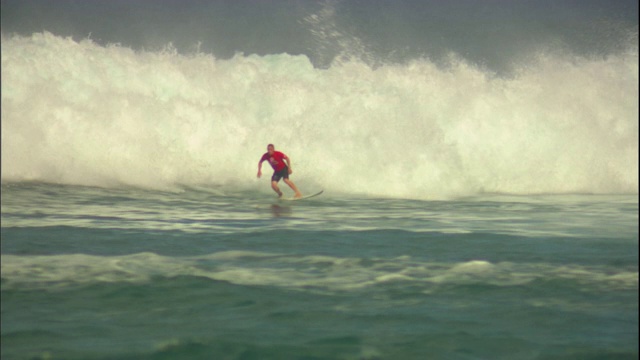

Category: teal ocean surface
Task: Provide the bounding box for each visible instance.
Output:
[1,183,638,359]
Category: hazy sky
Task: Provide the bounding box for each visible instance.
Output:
[2,0,638,70]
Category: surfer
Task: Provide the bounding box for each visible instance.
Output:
[257,144,303,198]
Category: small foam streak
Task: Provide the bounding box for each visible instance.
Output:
[2,252,636,294]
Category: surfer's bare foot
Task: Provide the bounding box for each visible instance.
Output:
[277,191,283,198]
[294,193,303,198]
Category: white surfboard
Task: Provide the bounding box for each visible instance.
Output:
[279,190,324,201]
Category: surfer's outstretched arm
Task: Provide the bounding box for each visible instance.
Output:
[283,155,293,174]
[257,159,264,178]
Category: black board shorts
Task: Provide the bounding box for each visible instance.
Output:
[271,166,289,182]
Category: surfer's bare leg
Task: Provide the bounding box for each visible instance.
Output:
[284,178,302,198]
[271,181,283,197]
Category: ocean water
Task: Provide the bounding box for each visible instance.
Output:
[2,183,638,359]
[1,0,638,359]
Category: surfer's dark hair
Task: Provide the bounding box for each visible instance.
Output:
[267,144,274,148]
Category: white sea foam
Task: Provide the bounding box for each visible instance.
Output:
[2,32,637,199]
[2,252,636,294]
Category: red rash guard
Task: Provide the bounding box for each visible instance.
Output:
[261,151,287,172]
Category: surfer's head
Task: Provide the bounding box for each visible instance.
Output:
[267,144,275,154]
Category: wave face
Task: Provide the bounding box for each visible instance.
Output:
[1,1,638,199]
